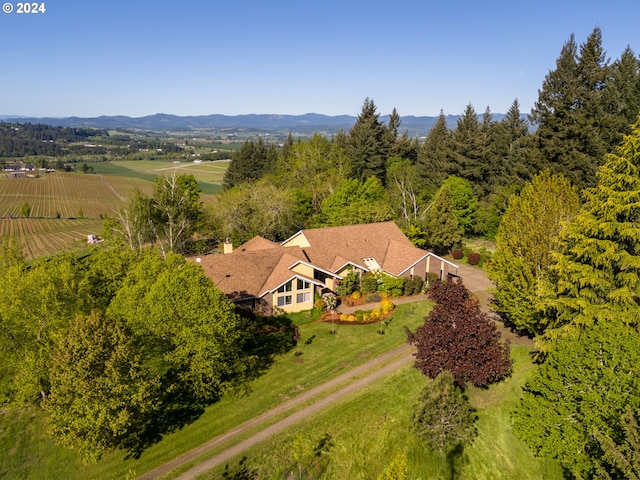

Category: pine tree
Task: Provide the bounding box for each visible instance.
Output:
[449,104,486,193]
[411,371,477,454]
[513,321,640,479]
[539,117,640,347]
[347,98,389,182]
[416,111,451,195]
[532,28,626,190]
[222,138,272,189]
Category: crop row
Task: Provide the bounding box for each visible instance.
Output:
[0,218,104,259]
[0,172,132,218]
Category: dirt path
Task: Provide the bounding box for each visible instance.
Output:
[138,344,414,480]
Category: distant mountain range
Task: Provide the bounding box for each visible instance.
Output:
[0,112,508,137]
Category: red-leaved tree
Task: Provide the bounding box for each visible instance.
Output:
[413,279,512,387]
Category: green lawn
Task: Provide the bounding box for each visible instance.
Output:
[0,301,431,479]
[1,302,559,479]
[201,345,563,480]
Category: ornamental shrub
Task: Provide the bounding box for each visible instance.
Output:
[347,315,356,322]
[351,291,361,299]
[381,275,406,297]
[340,313,348,321]
[361,273,378,294]
[366,294,381,303]
[380,299,395,314]
[336,269,360,296]
[322,292,337,311]
[467,252,481,265]
[371,308,381,319]
[315,297,327,311]
[452,249,463,259]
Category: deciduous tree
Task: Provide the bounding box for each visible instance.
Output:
[413,280,512,387]
[488,171,579,336]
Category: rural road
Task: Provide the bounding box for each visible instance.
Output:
[139,262,496,480]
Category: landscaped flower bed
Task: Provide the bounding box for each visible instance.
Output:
[320,299,395,324]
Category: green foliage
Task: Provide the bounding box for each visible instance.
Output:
[402,223,428,249]
[321,176,392,227]
[107,250,252,403]
[416,111,451,195]
[443,175,478,234]
[411,371,477,454]
[335,269,360,296]
[414,280,512,387]
[273,133,351,215]
[361,272,379,294]
[19,201,31,218]
[222,138,275,189]
[347,98,389,182]
[513,321,640,479]
[377,452,408,480]
[380,274,406,297]
[531,28,630,191]
[0,254,90,404]
[386,156,422,225]
[488,171,579,336]
[423,184,462,254]
[539,119,640,347]
[46,311,159,462]
[208,179,302,245]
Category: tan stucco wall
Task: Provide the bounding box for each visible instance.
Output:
[291,263,314,277]
[272,278,314,313]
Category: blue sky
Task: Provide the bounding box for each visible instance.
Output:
[1,0,638,118]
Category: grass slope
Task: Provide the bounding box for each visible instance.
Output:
[0,302,430,479]
[201,347,562,479]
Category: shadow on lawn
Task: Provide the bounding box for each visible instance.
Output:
[241,310,298,379]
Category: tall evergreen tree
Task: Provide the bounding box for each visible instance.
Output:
[222,138,273,189]
[539,117,640,348]
[449,104,486,194]
[416,111,451,195]
[492,99,532,184]
[513,321,640,479]
[611,46,640,130]
[347,98,389,182]
[531,28,626,190]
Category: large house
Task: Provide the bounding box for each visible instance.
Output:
[193,221,458,315]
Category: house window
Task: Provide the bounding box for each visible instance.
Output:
[296,292,312,304]
[277,295,292,307]
[297,279,311,290]
[277,281,292,293]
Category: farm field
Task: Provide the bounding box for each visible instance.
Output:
[0,218,104,259]
[94,159,230,194]
[0,172,146,219]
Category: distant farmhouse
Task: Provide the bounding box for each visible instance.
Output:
[4,161,35,177]
[192,221,458,315]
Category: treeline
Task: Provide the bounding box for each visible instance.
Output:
[0,122,184,159]
[214,27,640,250]
[0,123,105,157]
